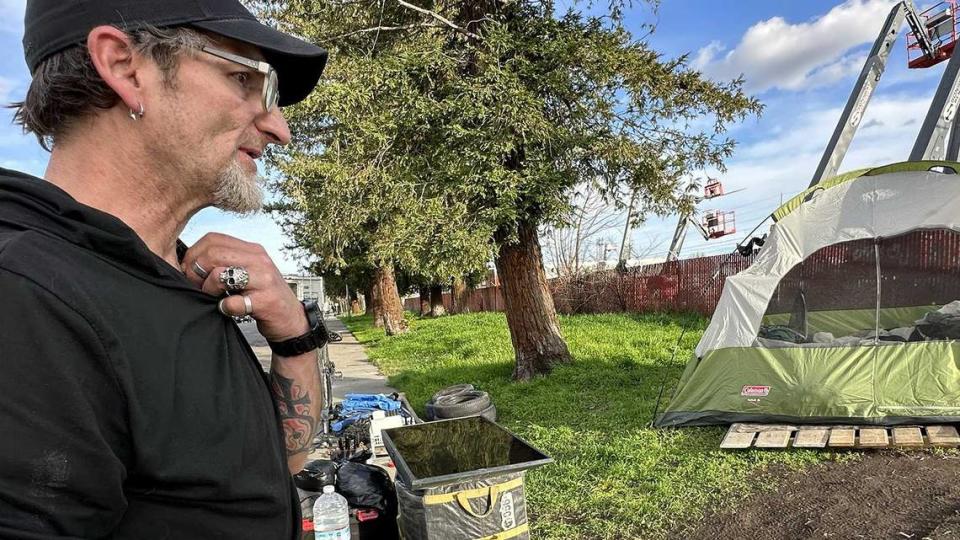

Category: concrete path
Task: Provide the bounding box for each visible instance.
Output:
[323,317,397,400]
[242,317,395,401]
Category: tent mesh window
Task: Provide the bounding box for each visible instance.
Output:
[879,229,960,341]
[758,229,960,347]
[760,237,877,345]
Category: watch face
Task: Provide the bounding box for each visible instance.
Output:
[303,300,322,327]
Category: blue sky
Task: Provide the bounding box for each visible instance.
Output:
[0,0,949,271]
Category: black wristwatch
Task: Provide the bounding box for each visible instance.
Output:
[267,300,329,357]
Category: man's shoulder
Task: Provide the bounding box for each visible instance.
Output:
[0,229,110,304]
[0,228,82,269]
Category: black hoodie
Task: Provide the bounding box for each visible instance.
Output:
[0,169,297,539]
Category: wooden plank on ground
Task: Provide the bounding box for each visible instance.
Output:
[729,423,797,433]
[755,430,792,448]
[793,428,830,448]
[720,428,756,449]
[891,427,924,447]
[858,427,889,448]
[926,425,960,447]
[828,427,856,447]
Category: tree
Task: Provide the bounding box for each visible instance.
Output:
[261,0,761,379]
[542,183,622,277]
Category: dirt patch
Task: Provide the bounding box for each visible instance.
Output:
[675,452,960,539]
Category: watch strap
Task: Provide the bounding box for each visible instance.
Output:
[267,300,329,357]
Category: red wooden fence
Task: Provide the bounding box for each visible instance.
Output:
[403,229,960,317]
[403,251,756,316]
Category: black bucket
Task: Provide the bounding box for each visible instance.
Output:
[382,416,552,540]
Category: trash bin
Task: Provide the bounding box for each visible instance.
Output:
[382,416,552,540]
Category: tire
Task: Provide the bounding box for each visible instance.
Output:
[424,400,436,421]
[430,384,474,403]
[477,403,497,422]
[433,391,492,419]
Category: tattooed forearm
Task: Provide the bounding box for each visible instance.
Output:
[270,373,317,457]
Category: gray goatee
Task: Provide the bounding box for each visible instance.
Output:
[213,160,263,215]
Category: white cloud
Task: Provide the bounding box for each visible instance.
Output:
[693,0,897,93]
[733,94,931,203]
[639,92,936,258]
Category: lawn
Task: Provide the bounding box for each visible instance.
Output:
[341,311,830,539]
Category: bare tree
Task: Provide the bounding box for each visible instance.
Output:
[541,184,622,277]
[627,233,665,265]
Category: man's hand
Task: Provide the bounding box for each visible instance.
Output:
[181,233,321,473]
[180,232,308,341]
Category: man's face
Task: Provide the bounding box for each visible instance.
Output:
[144,35,291,214]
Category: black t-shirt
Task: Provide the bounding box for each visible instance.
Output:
[0,169,297,538]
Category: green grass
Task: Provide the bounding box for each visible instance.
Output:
[341,311,831,539]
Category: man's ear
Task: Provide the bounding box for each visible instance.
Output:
[86,26,143,112]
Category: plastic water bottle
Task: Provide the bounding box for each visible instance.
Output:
[313,485,351,539]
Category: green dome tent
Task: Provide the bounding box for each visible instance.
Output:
[656,161,960,427]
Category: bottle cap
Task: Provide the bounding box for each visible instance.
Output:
[323,485,335,494]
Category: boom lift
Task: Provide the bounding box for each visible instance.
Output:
[665,180,741,262]
[812,0,960,187]
[668,1,960,261]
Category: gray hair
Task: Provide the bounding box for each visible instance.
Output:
[9,24,207,151]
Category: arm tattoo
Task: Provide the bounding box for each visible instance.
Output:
[270,373,316,457]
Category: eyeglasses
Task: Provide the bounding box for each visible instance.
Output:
[201,45,279,113]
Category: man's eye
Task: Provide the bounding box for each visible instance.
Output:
[232,72,251,86]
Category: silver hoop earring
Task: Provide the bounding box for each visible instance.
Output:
[129,102,144,121]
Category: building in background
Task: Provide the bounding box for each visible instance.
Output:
[283,275,325,308]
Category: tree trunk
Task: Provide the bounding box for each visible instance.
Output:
[372,263,408,335]
[367,280,384,328]
[451,276,471,314]
[429,284,447,317]
[495,219,572,380]
[364,285,375,317]
[419,286,431,316]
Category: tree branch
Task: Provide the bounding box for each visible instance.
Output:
[326,22,439,42]
[395,0,482,40]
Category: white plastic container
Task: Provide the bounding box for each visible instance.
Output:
[313,485,351,539]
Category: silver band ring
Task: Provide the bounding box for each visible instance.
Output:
[192,260,210,279]
[219,266,249,291]
[218,296,253,323]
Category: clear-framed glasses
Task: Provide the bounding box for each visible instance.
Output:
[201,45,279,113]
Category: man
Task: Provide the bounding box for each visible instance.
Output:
[0,0,330,537]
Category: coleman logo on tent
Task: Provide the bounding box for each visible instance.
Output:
[741,385,770,397]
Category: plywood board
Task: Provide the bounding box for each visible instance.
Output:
[926,425,960,447]
[891,427,924,447]
[720,429,756,449]
[793,428,830,448]
[720,424,960,451]
[755,430,792,448]
[828,428,856,447]
[730,423,797,433]
[858,427,889,448]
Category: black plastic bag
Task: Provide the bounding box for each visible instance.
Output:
[294,459,338,492]
[336,462,397,514]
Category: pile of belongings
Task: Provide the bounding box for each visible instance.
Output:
[331,393,404,432]
[757,301,960,348]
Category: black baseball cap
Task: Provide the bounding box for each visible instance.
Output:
[23,0,328,107]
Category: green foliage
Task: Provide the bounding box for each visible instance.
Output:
[261,0,760,280]
[342,312,830,539]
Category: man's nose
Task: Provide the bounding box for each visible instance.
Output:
[257,106,292,146]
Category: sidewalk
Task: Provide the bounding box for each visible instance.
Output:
[245,317,395,401]
[323,317,397,401]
